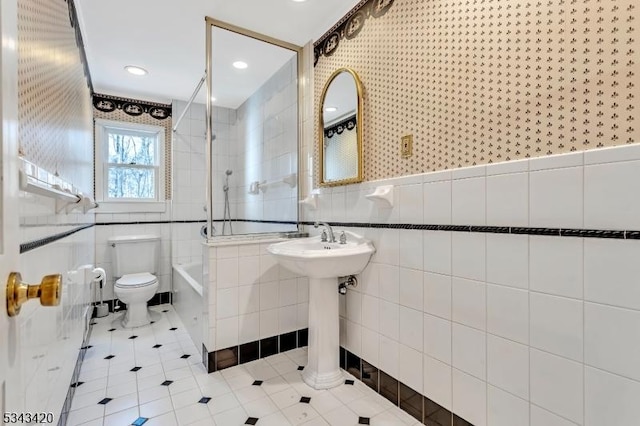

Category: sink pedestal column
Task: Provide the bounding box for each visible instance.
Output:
[302,277,343,389]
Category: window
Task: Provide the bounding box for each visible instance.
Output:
[95,119,165,208]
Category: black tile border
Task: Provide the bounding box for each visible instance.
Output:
[92,292,171,318]
[95,218,297,226]
[340,347,475,426]
[301,221,640,241]
[20,224,94,254]
[203,328,309,373]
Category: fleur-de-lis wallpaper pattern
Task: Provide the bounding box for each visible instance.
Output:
[314,0,639,182]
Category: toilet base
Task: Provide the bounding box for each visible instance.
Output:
[121,302,153,328]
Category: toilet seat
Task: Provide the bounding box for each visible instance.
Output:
[115,272,157,289]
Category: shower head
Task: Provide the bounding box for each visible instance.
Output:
[225,169,233,176]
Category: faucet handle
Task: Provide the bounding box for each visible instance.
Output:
[339,231,347,244]
[320,230,328,242]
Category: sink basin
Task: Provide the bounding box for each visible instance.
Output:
[267,231,375,278]
[268,231,375,390]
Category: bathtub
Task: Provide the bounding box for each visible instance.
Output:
[172,262,205,355]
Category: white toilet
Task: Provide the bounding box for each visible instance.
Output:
[108,235,160,328]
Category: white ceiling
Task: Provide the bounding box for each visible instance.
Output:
[323,71,358,125]
[75,0,362,108]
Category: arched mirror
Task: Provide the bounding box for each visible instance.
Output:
[319,68,363,186]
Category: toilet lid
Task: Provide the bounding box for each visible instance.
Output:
[115,273,157,288]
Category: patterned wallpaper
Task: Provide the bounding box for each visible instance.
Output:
[17,0,94,193]
[314,0,639,182]
[93,95,173,199]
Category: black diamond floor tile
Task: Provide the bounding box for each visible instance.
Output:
[245,417,259,425]
[90,322,97,325]
[162,310,169,313]
[297,366,304,371]
[128,335,138,340]
[180,354,191,359]
[252,380,263,386]
[104,355,115,360]
[98,398,112,405]
[169,327,178,331]
[108,328,116,332]
[150,321,155,324]
[131,417,148,426]
[130,367,142,372]
[300,396,311,404]
[70,382,84,388]
[198,397,211,404]
[345,379,355,385]
[358,417,370,425]
[161,380,173,386]
[152,344,162,349]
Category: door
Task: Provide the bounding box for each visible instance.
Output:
[0,0,23,415]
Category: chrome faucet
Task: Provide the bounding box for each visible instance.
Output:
[314,221,336,243]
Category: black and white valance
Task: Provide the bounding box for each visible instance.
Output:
[324,115,357,139]
[93,94,172,120]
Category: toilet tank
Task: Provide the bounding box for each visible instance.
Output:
[108,235,160,277]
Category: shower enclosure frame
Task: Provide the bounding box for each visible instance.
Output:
[204,17,304,242]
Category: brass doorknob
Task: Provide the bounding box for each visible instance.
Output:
[6,272,61,317]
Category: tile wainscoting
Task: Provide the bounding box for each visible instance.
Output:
[302,144,640,426]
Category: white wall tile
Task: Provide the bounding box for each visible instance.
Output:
[424,272,451,320]
[259,309,279,339]
[423,355,452,411]
[423,180,451,225]
[260,282,280,311]
[530,349,583,424]
[452,278,486,331]
[216,288,239,319]
[217,317,239,348]
[530,167,583,228]
[530,405,578,426]
[452,177,486,225]
[379,300,399,341]
[530,293,583,362]
[486,173,529,227]
[375,229,399,265]
[585,366,640,426]
[529,152,583,171]
[424,231,452,275]
[399,268,423,311]
[279,279,298,307]
[452,324,486,380]
[530,236,583,299]
[423,313,452,364]
[452,369,487,426]
[399,344,423,393]
[239,312,260,344]
[238,256,260,286]
[399,307,423,352]
[452,233,486,281]
[361,328,380,366]
[361,295,379,332]
[584,239,640,310]
[346,290,362,324]
[487,334,529,400]
[345,317,361,352]
[379,264,400,303]
[584,161,640,230]
[399,230,423,271]
[398,184,424,224]
[585,302,640,382]
[487,284,529,345]
[379,336,399,378]
[217,258,239,288]
[486,234,528,289]
[488,385,530,426]
[238,284,259,315]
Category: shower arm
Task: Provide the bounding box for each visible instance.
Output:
[172,72,207,133]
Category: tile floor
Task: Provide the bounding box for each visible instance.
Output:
[68,305,421,426]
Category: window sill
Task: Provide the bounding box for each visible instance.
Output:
[96,201,167,214]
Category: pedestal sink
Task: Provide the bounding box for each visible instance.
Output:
[267,231,375,389]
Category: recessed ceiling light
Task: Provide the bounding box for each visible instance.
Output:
[291,0,308,2]
[325,107,338,112]
[211,96,217,102]
[124,65,148,76]
[233,61,248,70]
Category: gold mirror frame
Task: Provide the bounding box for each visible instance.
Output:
[319,67,364,187]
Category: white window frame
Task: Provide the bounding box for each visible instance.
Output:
[95,119,166,213]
